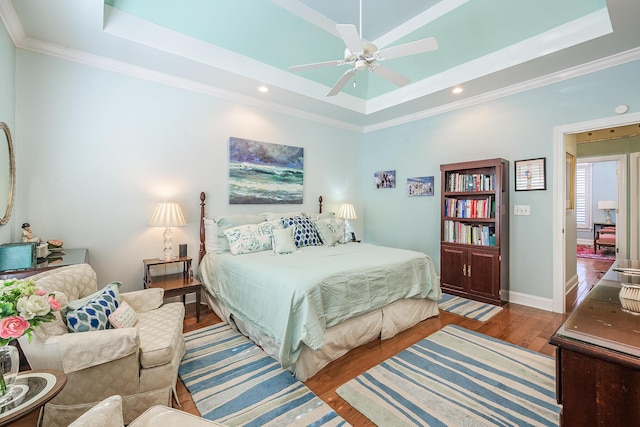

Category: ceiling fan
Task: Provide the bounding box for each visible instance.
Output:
[288,2,439,97]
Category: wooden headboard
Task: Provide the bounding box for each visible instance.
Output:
[199,192,324,263]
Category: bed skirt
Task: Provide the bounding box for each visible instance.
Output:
[200,290,439,381]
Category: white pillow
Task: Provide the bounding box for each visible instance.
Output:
[313,212,335,219]
[224,220,283,255]
[315,218,346,246]
[259,211,306,221]
[203,217,223,253]
[272,228,297,254]
[69,395,124,427]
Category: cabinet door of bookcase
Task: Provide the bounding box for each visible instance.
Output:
[467,247,500,299]
[440,244,466,292]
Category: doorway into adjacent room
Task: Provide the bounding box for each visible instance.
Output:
[553,113,640,314]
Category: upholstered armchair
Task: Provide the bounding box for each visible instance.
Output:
[17,263,186,426]
[69,395,223,427]
[594,226,616,253]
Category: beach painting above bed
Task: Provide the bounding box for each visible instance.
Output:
[228,137,304,204]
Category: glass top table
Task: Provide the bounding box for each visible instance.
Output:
[554,259,640,358]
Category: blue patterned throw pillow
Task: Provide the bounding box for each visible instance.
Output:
[65,282,121,333]
[282,216,322,247]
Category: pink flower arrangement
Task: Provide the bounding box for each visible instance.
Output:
[0,278,67,346]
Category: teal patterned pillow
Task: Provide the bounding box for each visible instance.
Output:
[224,220,283,255]
[282,216,322,247]
[65,282,121,333]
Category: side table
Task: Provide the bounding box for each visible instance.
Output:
[143,257,202,322]
[0,370,67,426]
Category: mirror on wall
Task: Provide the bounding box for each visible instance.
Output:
[0,122,15,226]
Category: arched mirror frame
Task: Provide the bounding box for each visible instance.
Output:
[0,121,15,226]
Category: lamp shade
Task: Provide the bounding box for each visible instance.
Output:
[337,203,357,220]
[597,200,616,210]
[149,202,186,227]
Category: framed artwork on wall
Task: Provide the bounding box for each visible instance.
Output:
[514,157,546,191]
[407,176,434,196]
[374,170,396,188]
[228,137,304,204]
[565,153,575,210]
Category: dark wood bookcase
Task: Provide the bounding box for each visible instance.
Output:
[440,158,509,305]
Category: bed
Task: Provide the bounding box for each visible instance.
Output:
[197,192,441,381]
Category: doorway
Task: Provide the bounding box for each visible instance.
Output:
[553,112,640,313]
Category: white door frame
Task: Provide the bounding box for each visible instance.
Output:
[631,152,640,259]
[578,154,627,258]
[553,111,640,313]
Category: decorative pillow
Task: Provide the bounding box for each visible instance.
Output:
[315,221,338,246]
[65,282,121,333]
[69,395,124,427]
[315,218,346,245]
[259,211,306,221]
[213,214,264,253]
[108,300,138,329]
[281,216,322,248]
[313,212,336,219]
[272,228,297,254]
[224,220,283,255]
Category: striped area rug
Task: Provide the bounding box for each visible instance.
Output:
[179,323,349,426]
[438,293,503,321]
[337,325,561,426]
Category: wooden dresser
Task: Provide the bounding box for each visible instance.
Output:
[549,260,640,426]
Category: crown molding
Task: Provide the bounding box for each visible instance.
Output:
[0,0,25,45]
[364,46,640,133]
[17,37,363,133]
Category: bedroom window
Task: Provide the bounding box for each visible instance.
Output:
[576,162,592,230]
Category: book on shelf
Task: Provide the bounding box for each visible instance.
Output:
[443,220,496,246]
[446,172,495,192]
[444,196,494,218]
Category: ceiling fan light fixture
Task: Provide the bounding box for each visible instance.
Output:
[355,59,368,71]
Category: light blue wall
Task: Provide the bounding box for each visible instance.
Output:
[0,22,15,244]
[363,60,640,302]
[14,50,363,290]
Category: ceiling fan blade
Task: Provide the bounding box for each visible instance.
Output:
[336,24,364,53]
[289,60,344,72]
[369,63,411,87]
[376,37,439,60]
[327,68,357,97]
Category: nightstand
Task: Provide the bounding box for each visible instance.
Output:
[143,256,201,322]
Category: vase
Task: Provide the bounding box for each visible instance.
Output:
[0,345,19,405]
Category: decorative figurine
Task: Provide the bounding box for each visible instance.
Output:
[21,222,41,243]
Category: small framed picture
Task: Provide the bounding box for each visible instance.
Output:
[514,158,546,191]
[407,176,434,197]
[374,170,396,188]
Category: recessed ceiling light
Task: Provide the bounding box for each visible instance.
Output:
[452,87,463,94]
[258,85,269,93]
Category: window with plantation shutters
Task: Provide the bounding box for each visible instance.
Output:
[576,162,592,230]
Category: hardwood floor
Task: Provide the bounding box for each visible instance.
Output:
[181,302,566,427]
[573,256,615,309]
[10,301,566,427]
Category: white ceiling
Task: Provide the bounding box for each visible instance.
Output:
[1,0,639,131]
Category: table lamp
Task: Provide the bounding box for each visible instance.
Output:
[337,203,357,241]
[597,200,616,224]
[149,201,186,260]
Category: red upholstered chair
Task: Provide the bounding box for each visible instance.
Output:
[594,227,616,253]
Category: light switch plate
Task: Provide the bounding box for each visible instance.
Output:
[514,205,531,215]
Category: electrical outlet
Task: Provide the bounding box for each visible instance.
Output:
[514,205,531,215]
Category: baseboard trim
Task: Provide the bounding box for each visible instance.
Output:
[503,290,554,312]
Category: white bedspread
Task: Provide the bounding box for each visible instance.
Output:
[198,243,440,369]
